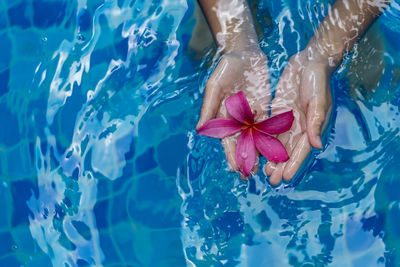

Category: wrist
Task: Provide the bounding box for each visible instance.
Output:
[222,44,267,66]
[218,30,260,54]
[305,36,344,73]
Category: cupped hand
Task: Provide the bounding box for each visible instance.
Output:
[265,50,333,185]
[196,47,271,178]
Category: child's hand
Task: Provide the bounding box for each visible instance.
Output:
[196,47,271,178]
[265,50,332,185]
[263,0,391,185]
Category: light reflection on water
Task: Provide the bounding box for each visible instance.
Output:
[26,0,188,265]
[0,0,399,266]
[179,0,400,266]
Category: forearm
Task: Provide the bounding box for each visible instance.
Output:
[308,0,391,67]
[198,0,259,53]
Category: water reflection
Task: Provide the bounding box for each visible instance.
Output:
[178,0,400,266]
[2,0,400,266]
[26,0,188,265]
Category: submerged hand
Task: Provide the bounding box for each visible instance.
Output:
[196,48,271,178]
[265,50,332,185]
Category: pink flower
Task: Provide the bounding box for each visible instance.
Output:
[197,91,294,176]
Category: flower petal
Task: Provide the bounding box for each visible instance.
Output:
[225,91,254,124]
[197,118,243,138]
[253,131,289,162]
[254,110,294,135]
[235,128,256,176]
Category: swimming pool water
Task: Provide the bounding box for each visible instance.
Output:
[1,0,400,266]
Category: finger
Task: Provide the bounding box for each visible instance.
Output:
[264,108,303,175]
[251,151,260,175]
[221,135,238,172]
[282,133,311,182]
[268,163,284,186]
[264,131,290,175]
[196,80,224,129]
[240,173,250,181]
[306,98,326,149]
[223,136,260,178]
[267,129,302,184]
[265,100,297,177]
[218,104,239,173]
[264,161,276,176]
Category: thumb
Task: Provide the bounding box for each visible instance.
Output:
[196,80,223,129]
[306,98,326,149]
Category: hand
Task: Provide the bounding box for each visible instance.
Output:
[196,47,271,178]
[265,50,332,185]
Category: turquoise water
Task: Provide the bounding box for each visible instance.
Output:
[1,0,400,266]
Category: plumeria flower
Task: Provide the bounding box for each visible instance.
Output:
[197,91,294,176]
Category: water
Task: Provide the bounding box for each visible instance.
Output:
[0,0,400,266]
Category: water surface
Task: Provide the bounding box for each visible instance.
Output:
[0,0,400,266]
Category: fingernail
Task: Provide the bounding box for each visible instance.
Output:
[316,136,323,148]
[226,161,238,173]
[239,173,249,181]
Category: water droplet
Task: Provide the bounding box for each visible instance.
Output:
[241,152,248,159]
[41,37,47,42]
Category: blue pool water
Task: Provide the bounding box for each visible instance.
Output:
[1,0,400,266]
